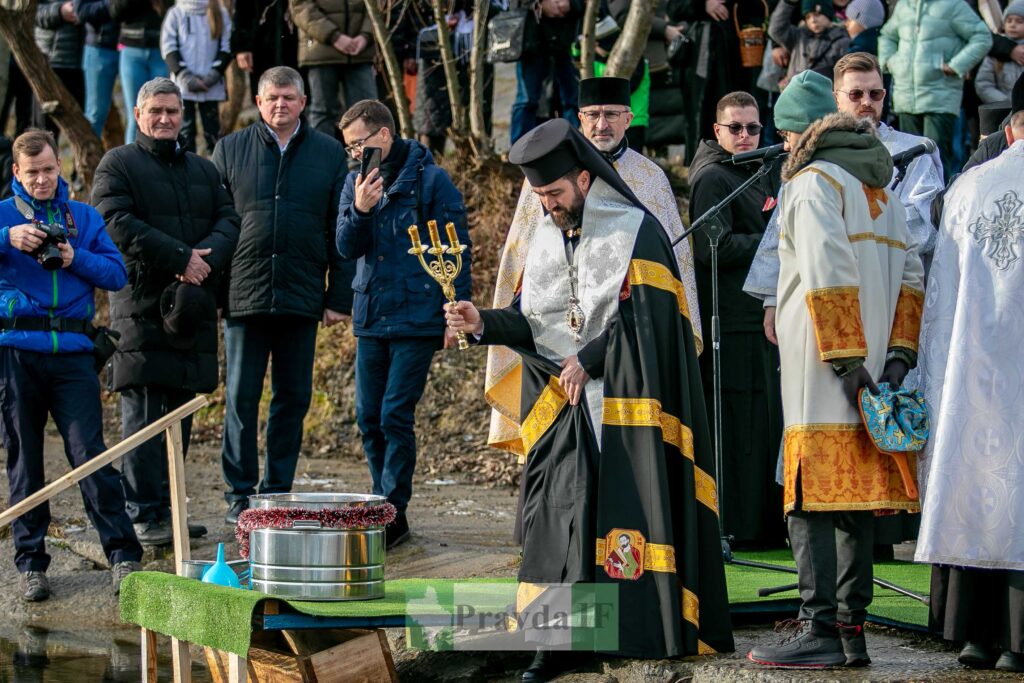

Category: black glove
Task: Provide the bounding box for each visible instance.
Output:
[181,71,208,93]
[879,358,910,389]
[837,362,879,410]
[202,71,223,88]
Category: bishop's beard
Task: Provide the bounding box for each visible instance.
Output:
[550,186,585,232]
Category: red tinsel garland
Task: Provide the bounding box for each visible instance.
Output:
[234,503,397,559]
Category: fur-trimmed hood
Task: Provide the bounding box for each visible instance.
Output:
[782,112,893,188]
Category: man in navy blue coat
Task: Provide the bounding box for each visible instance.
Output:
[336,99,471,549]
[0,129,142,602]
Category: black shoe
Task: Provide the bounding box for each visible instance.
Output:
[521,650,581,682]
[837,622,871,667]
[996,650,1024,673]
[133,519,173,546]
[748,619,846,668]
[224,499,249,525]
[20,571,50,602]
[188,521,208,538]
[959,641,999,668]
[385,513,410,550]
[112,561,142,595]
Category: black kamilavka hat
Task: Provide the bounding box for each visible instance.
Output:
[578,77,631,109]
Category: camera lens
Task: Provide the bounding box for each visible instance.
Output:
[38,243,63,271]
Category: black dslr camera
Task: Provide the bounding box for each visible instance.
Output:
[32,220,67,271]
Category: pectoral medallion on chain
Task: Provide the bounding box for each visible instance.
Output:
[566,264,585,343]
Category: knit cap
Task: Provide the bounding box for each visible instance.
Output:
[801,0,836,21]
[1004,0,1024,21]
[846,0,885,30]
[775,70,839,133]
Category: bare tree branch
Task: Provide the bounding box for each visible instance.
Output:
[468,0,490,153]
[604,0,654,79]
[579,0,600,78]
[430,0,466,134]
[363,0,415,138]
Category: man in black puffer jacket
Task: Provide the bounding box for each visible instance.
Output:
[212,66,355,525]
[34,0,85,142]
[92,77,240,546]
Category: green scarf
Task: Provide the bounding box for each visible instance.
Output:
[809,130,893,189]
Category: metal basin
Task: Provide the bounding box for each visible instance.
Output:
[247,493,388,601]
[180,558,250,583]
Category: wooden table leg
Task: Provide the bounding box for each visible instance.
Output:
[228,652,247,683]
[171,638,192,683]
[167,422,193,683]
[141,628,158,683]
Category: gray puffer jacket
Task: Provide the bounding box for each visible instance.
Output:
[35,0,84,70]
[975,51,1024,104]
[768,1,849,81]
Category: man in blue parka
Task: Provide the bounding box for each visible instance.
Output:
[0,129,142,602]
[336,99,471,549]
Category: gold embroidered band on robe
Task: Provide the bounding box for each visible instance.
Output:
[682,587,699,628]
[601,397,695,461]
[791,166,843,196]
[783,423,920,513]
[594,538,677,573]
[848,232,907,251]
[519,376,568,457]
[626,259,693,328]
[888,285,924,352]
[805,286,868,360]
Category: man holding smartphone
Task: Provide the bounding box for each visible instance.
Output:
[336,99,472,549]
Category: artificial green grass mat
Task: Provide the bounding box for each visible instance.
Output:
[122,553,931,656]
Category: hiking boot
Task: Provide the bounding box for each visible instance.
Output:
[958,641,999,668]
[386,513,410,550]
[224,499,249,525]
[521,649,583,682]
[20,571,50,602]
[187,521,208,538]
[996,650,1024,673]
[133,519,173,546]
[748,619,846,668]
[837,622,871,666]
[112,561,142,595]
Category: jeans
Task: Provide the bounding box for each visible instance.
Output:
[181,99,222,154]
[119,46,167,143]
[83,45,119,138]
[1,349,142,572]
[898,112,957,181]
[510,51,579,144]
[307,63,377,138]
[120,386,194,523]
[355,336,437,514]
[221,316,319,504]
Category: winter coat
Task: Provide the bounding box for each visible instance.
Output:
[212,120,355,319]
[768,2,850,81]
[161,1,232,102]
[335,138,471,338]
[847,26,879,55]
[289,0,375,66]
[975,49,1024,104]
[688,139,781,333]
[92,131,241,393]
[109,0,166,49]
[609,0,672,73]
[74,0,119,50]
[231,0,297,68]
[35,0,84,70]
[0,177,126,355]
[878,0,993,116]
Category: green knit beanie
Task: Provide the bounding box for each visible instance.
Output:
[774,70,838,134]
[801,0,836,21]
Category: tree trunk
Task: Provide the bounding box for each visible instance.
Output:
[468,0,490,154]
[219,62,247,135]
[0,1,103,195]
[579,0,600,79]
[604,0,654,79]
[101,105,125,151]
[363,0,414,139]
[430,0,466,136]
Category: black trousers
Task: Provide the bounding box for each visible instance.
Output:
[1,348,141,572]
[931,565,1024,653]
[788,509,874,629]
[120,386,195,524]
[181,99,221,154]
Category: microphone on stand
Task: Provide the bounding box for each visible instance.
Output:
[890,139,937,168]
[728,143,788,165]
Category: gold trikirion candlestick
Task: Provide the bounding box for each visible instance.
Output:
[407,222,468,350]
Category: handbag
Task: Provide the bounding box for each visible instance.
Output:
[487,7,538,63]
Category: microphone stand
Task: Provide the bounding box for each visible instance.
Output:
[673,156,928,605]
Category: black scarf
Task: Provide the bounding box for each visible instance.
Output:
[600,136,629,165]
[380,137,410,189]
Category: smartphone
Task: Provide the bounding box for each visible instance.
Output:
[360,146,382,180]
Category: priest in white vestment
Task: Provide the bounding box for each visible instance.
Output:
[915,115,1024,673]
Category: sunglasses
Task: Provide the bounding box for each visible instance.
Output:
[836,88,886,103]
[716,122,763,136]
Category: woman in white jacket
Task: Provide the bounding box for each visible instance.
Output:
[160,0,232,153]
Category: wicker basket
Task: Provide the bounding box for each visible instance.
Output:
[735,0,769,68]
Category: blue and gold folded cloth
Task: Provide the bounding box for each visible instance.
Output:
[859,382,929,453]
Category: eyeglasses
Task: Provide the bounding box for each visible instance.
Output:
[344,128,381,157]
[580,109,630,123]
[716,122,763,136]
[836,88,886,103]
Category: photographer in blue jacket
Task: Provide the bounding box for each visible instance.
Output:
[0,129,142,603]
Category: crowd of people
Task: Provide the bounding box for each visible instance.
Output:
[1,0,1023,681]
